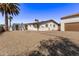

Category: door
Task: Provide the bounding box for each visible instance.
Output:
[65,22,79,31]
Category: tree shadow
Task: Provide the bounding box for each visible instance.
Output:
[29,37,79,56]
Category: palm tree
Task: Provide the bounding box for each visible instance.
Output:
[8,16,13,28]
[0,3,20,31]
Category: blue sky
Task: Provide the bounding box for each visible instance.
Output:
[0,3,79,24]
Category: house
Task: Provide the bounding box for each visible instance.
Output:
[61,13,79,31]
[12,20,60,31]
[27,20,59,31]
[12,23,26,31]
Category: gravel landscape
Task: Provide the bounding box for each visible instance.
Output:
[0,31,79,56]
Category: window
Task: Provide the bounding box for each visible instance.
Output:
[45,24,48,27]
[53,24,55,27]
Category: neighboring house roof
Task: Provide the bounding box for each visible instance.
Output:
[26,20,59,25]
[61,13,79,20]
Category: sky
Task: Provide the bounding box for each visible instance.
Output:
[0,3,79,24]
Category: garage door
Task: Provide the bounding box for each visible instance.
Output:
[65,22,79,31]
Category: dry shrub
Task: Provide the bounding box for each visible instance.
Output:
[29,37,79,56]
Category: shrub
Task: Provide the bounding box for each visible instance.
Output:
[29,38,79,56]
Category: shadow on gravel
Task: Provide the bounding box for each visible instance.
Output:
[29,37,79,56]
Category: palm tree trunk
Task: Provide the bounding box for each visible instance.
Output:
[37,23,39,31]
[5,12,8,31]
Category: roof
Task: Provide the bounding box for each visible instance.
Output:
[61,13,79,20]
[26,20,59,25]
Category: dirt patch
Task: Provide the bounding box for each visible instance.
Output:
[0,31,79,56]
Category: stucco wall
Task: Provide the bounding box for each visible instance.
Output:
[27,22,59,31]
[61,17,79,31]
[27,25,37,31]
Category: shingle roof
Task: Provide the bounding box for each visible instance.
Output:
[26,20,59,25]
[61,13,79,20]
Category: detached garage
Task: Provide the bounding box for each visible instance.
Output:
[61,14,79,31]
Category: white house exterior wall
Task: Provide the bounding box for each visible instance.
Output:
[61,17,79,31]
[27,22,59,31]
[27,25,37,31]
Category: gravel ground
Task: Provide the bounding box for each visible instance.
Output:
[0,31,79,56]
